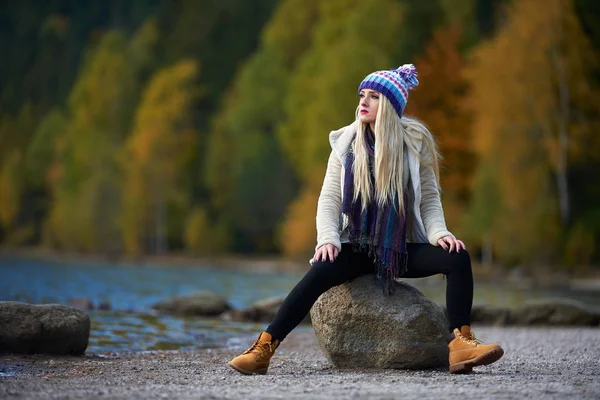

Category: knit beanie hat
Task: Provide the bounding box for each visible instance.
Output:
[358,64,419,118]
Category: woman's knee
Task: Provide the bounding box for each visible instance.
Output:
[307,260,349,286]
[445,249,472,276]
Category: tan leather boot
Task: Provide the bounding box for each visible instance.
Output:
[448,326,504,374]
[228,332,280,375]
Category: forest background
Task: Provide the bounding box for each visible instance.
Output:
[1,0,599,275]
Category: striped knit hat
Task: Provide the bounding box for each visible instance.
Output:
[358,64,419,118]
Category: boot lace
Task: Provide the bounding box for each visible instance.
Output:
[459,331,483,346]
[243,340,275,358]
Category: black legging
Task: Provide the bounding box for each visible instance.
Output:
[266,242,473,342]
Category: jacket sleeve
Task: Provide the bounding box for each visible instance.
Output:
[315,151,343,251]
[419,145,455,246]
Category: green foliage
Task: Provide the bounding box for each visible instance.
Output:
[203,0,320,252]
[26,109,66,187]
[48,31,131,251]
[273,0,406,255]
[396,0,445,60]
[0,151,24,230]
[184,207,230,255]
[47,24,158,253]
[564,221,596,272]
[0,103,36,162]
[279,0,404,184]
[0,0,161,116]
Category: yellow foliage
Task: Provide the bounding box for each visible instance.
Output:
[122,60,198,255]
[184,207,230,256]
[44,30,134,253]
[278,186,320,257]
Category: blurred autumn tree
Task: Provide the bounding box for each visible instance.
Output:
[45,24,156,252]
[405,24,473,236]
[154,1,279,247]
[123,60,198,255]
[0,105,36,243]
[0,0,277,254]
[276,0,405,256]
[203,0,320,254]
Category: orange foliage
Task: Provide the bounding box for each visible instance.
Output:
[278,186,320,258]
[405,24,473,232]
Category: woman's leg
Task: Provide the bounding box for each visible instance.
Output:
[266,243,372,341]
[402,243,473,330]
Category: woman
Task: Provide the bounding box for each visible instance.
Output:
[228,64,504,375]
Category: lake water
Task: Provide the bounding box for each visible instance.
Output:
[1,255,598,354]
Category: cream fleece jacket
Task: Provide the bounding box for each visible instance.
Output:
[315,121,455,251]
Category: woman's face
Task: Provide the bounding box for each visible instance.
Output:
[358,89,380,126]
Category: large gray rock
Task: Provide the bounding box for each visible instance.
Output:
[153,291,230,317]
[310,276,449,370]
[0,301,90,355]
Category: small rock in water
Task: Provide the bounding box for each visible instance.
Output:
[152,291,230,317]
[66,298,94,311]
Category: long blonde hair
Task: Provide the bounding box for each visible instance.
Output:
[353,96,441,212]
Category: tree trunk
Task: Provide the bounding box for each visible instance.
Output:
[155,182,167,254]
[482,233,493,268]
[552,47,570,226]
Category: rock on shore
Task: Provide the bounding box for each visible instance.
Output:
[222,296,312,325]
[0,301,90,355]
[152,291,230,317]
[311,276,449,370]
[471,298,600,326]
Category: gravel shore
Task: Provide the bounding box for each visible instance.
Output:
[1,327,599,399]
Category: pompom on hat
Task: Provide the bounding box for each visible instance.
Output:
[358,64,419,118]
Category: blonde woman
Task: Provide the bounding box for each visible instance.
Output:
[228,64,504,375]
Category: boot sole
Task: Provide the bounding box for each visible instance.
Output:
[449,347,504,374]
[228,362,268,375]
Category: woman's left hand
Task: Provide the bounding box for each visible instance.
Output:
[437,236,466,253]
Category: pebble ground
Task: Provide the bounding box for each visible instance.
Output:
[1,327,599,399]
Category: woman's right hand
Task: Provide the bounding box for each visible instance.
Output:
[310,244,340,264]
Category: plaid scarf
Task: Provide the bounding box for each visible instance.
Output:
[341,127,408,295]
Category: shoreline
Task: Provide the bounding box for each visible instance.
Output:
[2,246,600,289]
[0,246,310,273]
